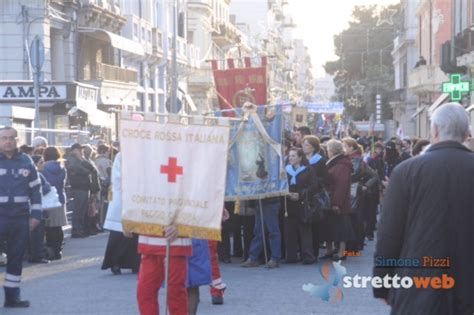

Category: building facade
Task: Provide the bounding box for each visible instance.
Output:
[231,0,314,104]
[0,0,201,144]
[390,0,419,138]
[0,0,108,144]
[452,0,474,133]
[408,0,451,139]
[187,0,250,114]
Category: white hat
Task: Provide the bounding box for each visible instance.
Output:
[32,136,48,148]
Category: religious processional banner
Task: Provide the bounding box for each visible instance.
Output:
[211,57,268,117]
[120,114,230,240]
[225,104,288,201]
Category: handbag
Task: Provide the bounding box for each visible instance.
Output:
[42,187,62,210]
[302,189,331,224]
[350,182,359,211]
[314,189,331,212]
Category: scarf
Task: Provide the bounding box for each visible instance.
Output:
[286,164,306,185]
[309,153,322,165]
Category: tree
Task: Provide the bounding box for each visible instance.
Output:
[324,4,401,121]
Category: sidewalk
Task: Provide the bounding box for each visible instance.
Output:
[0,233,390,315]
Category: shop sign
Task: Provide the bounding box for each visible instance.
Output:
[0,85,66,101]
[442,74,471,102]
[76,84,98,111]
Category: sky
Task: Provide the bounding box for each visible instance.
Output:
[285,0,400,78]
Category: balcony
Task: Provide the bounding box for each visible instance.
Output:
[212,20,243,47]
[407,65,448,93]
[100,63,137,82]
[80,63,138,106]
[78,0,126,31]
[88,63,138,82]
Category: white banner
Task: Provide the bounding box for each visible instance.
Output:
[120,118,230,240]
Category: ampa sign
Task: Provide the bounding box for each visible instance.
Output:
[0,85,66,101]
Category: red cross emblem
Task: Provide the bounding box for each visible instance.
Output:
[160,157,183,183]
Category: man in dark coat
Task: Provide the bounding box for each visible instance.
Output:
[373,103,474,315]
[66,143,99,238]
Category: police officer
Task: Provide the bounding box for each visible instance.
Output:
[0,127,42,308]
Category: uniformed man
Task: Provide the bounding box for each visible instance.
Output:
[0,127,42,308]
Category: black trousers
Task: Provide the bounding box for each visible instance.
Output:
[218,202,235,259]
[364,194,379,238]
[28,220,46,260]
[284,215,315,262]
[231,214,243,256]
[279,207,286,259]
[71,189,90,235]
[0,216,29,301]
[102,231,140,271]
[311,221,320,258]
[241,215,255,261]
[45,226,64,255]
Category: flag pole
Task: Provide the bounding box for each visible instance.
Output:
[204,102,295,115]
[258,199,269,267]
[164,239,171,315]
[163,208,180,315]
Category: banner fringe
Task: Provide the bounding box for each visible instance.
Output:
[122,220,222,241]
[224,191,289,202]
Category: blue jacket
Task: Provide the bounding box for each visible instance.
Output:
[42,161,66,204]
[0,151,42,220]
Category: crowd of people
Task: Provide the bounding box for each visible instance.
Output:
[0,135,116,266]
[222,126,435,268]
[1,102,472,313]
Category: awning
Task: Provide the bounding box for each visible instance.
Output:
[428,93,449,116]
[411,106,426,119]
[137,86,146,93]
[155,88,164,94]
[78,27,145,56]
[146,87,155,94]
[466,105,474,112]
[0,105,35,120]
[87,109,114,128]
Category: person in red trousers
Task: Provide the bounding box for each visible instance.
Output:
[136,226,192,315]
[208,240,227,304]
[209,208,229,305]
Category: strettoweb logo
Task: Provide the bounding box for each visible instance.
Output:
[343,274,455,289]
[303,261,346,303]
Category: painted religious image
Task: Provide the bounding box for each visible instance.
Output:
[237,130,267,182]
[225,105,288,201]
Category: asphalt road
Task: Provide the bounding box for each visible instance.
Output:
[0,232,390,315]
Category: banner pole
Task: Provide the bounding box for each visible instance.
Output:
[164,239,170,315]
[258,198,269,267]
[204,102,295,115]
[118,110,244,122]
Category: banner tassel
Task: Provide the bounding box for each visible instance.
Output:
[234,198,240,215]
